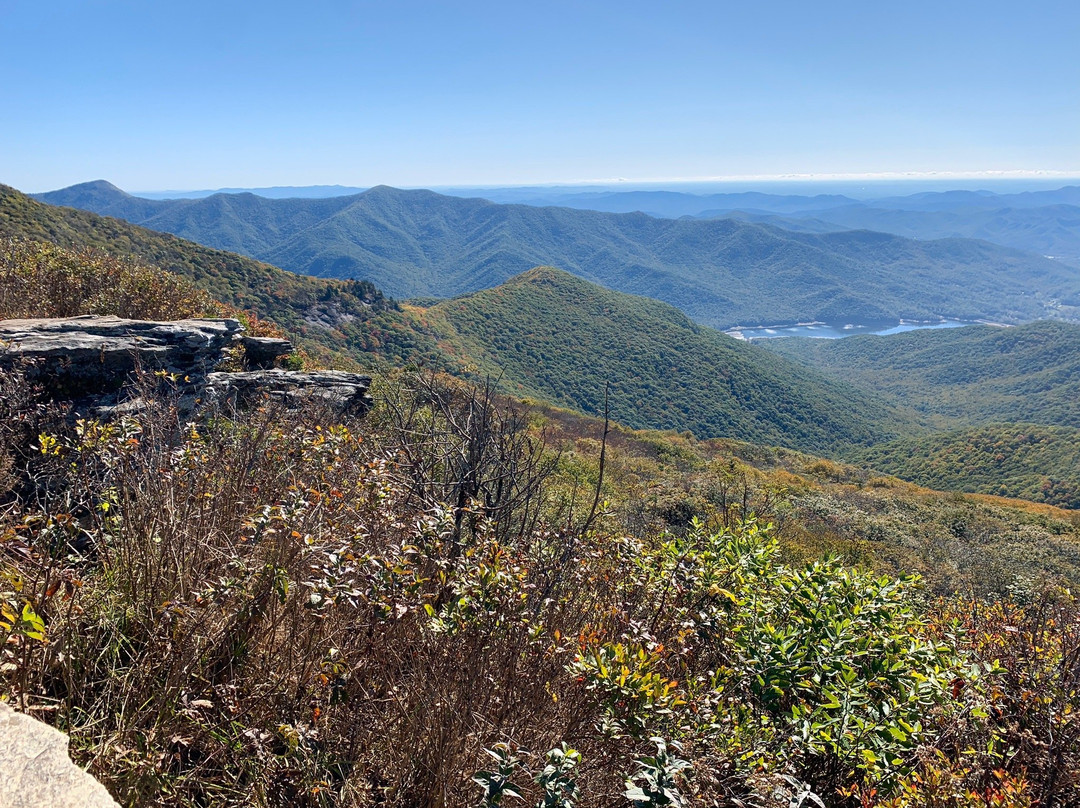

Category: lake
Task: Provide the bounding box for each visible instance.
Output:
[725,320,974,340]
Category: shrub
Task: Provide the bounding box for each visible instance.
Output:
[0,238,219,320]
[0,369,1077,807]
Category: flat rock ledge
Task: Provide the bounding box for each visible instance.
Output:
[0,315,246,382]
[0,701,118,808]
[206,369,373,413]
[0,315,371,415]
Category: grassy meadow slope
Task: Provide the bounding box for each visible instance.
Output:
[35,181,1080,328]
[397,267,920,454]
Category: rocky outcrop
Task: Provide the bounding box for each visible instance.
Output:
[0,701,119,808]
[240,335,294,368]
[206,369,373,412]
[0,316,371,415]
[0,315,245,395]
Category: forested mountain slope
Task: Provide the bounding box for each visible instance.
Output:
[14,179,1080,501]
[36,181,1080,328]
[849,423,1080,508]
[762,320,1080,429]
[3,184,914,454]
[395,267,920,454]
[0,183,394,365]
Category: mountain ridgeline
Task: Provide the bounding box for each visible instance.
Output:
[12,179,1080,504]
[443,184,1080,264]
[0,183,910,454]
[36,181,1080,329]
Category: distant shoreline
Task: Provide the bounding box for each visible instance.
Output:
[725,318,978,341]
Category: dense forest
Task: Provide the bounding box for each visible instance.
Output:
[31,181,1080,328]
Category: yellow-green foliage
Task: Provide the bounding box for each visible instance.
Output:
[0,238,219,320]
[525,403,1080,597]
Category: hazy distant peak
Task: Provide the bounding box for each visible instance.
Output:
[78,179,126,193]
[32,179,150,216]
[42,179,129,199]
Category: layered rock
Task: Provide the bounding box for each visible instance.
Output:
[206,369,373,412]
[0,316,371,415]
[0,315,245,394]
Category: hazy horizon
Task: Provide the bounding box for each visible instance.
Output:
[27,168,1080,202]
[38,172,1080,203]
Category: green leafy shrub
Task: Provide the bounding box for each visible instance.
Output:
[623,737,690,807]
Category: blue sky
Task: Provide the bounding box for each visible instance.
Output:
[1,0,1077,192]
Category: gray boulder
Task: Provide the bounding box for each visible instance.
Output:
[240,335,293,368]
[0,701,118,808]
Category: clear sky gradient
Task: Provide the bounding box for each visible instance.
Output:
[1,0,1077,192]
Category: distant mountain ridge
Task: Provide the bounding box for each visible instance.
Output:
[135,184,369,200]
[724,203,1080,265]
[0,181,915,455]
[452,184,1080,263]
[11,179,1080,503]
[35,181,1080,329]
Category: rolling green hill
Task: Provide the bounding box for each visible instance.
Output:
[397,267,920,454]
[35,181,1080,329]
[762,320,1080,429]
[759,322,1080,504]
